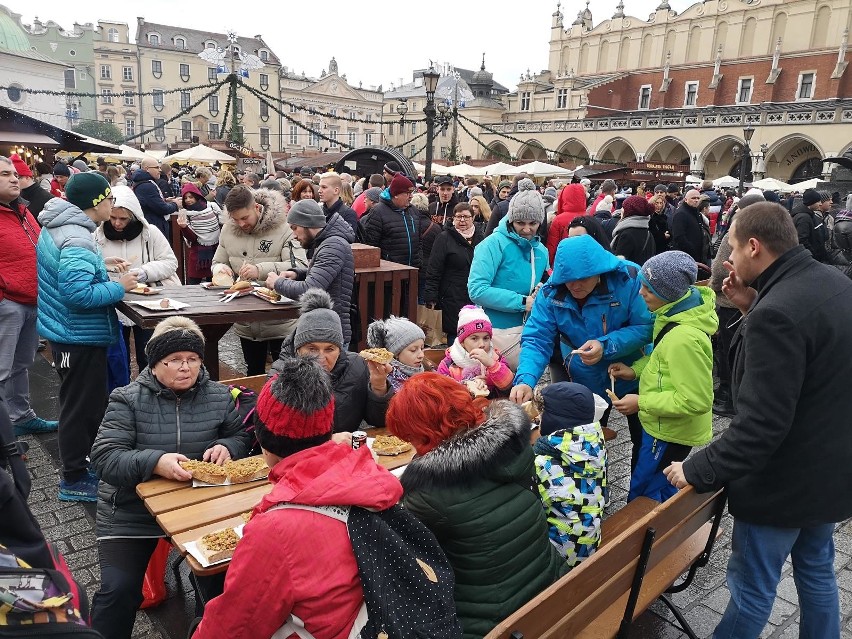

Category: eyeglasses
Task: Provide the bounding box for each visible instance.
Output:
[453,215,473,221]
[161,357,202,369]
[105,196,116,206]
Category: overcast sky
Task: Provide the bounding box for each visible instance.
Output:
[18,0,695,91]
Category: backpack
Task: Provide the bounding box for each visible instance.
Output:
[273,503,463,639]
[228,385,259,455]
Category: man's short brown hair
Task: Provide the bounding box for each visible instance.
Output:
[731,202,798,256]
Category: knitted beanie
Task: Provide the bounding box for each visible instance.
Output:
[72,159,90,172]
[507,178,545,224]
[53,162,71,177]
[256,357,335,439]
[389,173,414,197]
[364,187,382,203]
[498,180,512,190]
[367,316,425,357]
[65,172,111,211]
[639,251,698,303]
[287,199,326,228]
[456,305,493,343]
[145,317,205,367]
[802,188,821,207]
[9,154,32,178]
[595,195,614,212]
[621,195,652,218]
[539,382,596,436]
[293,289,344,350]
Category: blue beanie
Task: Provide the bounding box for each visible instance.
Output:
[640,251,697,303]
[539,382,596,436]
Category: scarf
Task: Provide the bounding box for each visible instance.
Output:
[457,225,476,240]
[187,206,221,246]
[103,219,144,242]
[387,359,424,392]
[448,339,487,380]
[610,215,649,244]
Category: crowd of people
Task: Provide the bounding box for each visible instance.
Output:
[2,149,852,639]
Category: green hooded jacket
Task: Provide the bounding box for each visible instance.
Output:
[631,286,718,447]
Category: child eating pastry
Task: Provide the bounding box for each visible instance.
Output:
[437,305,513,398]
[366,316,429,392]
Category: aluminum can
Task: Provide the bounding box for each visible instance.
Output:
[352,430,368,449]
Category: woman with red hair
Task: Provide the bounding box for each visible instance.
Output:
[387,373,565,639]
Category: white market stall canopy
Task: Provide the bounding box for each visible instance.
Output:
[480,161,517,176]
[788,178,821,190]
[512,161,574,177]
[751,177,795,192]
[440,163,479,177]
[685,174,703,184]
[712,175,739,188]
[101,145,148,161]
[411,161,426,174]
[162,144,237,164]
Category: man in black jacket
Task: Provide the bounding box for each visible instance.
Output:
[791,188,828,262]
[671,189,710,265]
[361,173,420,268]
[665,202,852,639]
[318,172,358,236]
[132,159,179,241]
[428,175,458,226]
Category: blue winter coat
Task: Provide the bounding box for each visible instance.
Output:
[468,218,549,329]
[514,234,653,399]
[36,198,124,346]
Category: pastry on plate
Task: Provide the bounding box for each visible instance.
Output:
[198,527,239,564]
[254,287,281,302]
[179,460,228,484]
[225,457,268,483]
[359,347,394,364]
[372,434,413,456]
[211,272,235,288]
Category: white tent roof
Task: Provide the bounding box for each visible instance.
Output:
[751,177,795,192]
[512,161,574,177]
[162,144,237,164]
[685,174,703,184]
[712,175,739,188]
[411,161,426,174]
[441,163,479,177]
[480,161,517,176]
[789,177,821,191]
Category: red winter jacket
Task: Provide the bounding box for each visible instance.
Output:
[0,199,40,305]
[547,184,589,265]
[194,442,403,639]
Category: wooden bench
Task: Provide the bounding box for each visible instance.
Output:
[218,374,267,393]
[484,486,727,639]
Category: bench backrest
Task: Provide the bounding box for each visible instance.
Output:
[485,486,725,639]
[219,374,268,394]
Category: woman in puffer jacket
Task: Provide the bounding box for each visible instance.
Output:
[94,184,180,370]
[89,317,250,639]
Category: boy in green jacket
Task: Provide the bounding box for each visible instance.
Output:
[608,251,718,502]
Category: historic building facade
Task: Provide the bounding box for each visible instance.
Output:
[472,0,851,183]
[93,21,140,139]
[278,57,383,155]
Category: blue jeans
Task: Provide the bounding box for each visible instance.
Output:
[715,520,839,639]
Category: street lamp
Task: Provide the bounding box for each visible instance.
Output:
[422,67,441,183]
[738,124,755,196]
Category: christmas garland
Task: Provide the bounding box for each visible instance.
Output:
[0,82,221,99]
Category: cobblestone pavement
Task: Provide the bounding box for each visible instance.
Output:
[22,332,852,638]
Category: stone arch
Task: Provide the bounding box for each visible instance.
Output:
[555,138,590,168]
[618,36,631,70]
[686,25,702,62]
[645,136,690,165]
[741,17,757,57]
[699,135,745,179]
[598,40,611,72]
[764,135,825,181]
[517,139,547,161]
[484,140,510,161]
[770,12,787,53]
[640,33,653,67]
[597,137,637,165]
[812,5,832,48]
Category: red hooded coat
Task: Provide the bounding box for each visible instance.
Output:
[547,184,589,265]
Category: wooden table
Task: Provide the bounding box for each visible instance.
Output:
[116,285,299,380]
[136,430,414,577]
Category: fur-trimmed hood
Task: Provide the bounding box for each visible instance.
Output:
[401,400,532,493]
[224,188,287,237]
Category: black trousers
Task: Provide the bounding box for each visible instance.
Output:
[122,326,154,372]
[715,306,741,396]
[50,343,107,483]
[239,338,283,376]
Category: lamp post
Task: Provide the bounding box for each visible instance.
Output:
[422,67,441,183]
[738,124,755,196]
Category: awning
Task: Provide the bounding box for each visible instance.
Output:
[0,130,59,145]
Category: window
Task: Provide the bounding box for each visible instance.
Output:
[737,77,753,104]
[365,132,373,145]
[174,37,186,49]
[329,129,338,145]
[103,117,113,124]
[148,34,159,45]
[153,89,164,108]
[348,130,357,147]
[388,122,394,136]
[309,126,319,147]
[208,67,218,83]
[329,108,337,117]
[122,66,133,82]
[153,118,165,141]
[289,103,298,113]
[638,84,652,110]
[366,113,373,122]
[349,111,356,121]
[410,144,416,157]
[259,100,269,118]
[66,103,79,123]
[101,89,113,104]
[259,73,269,87]
[797,72,815,100]
[684,81,698,107]
[441,125,448,138]
[108,27,119,42]
[441,146,448,158]
[180,91,191,110]
[209,94,219,112]
[206,41,216,49]
[125,119,135,137]
[152,60,162,75]
[209,122,220,139]
[411,121,417,135]
[123,92,135,106]
[100,65,111,80]
[64,69,76,89]
[557,88,568,109]
[181,120,192,141]
[520,91,531,111]
[235,98,243,115]
[180,63,190,78]
[289,125,298,145]
[259,50,269,62]
[260,127,270,147]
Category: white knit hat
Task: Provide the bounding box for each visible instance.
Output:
[595,195,614,212]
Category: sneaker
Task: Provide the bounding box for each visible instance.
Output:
[14,416,59,436]
[58,476,98,502]
[712,399,736,418]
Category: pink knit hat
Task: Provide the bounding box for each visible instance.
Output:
[457,305,493,343]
